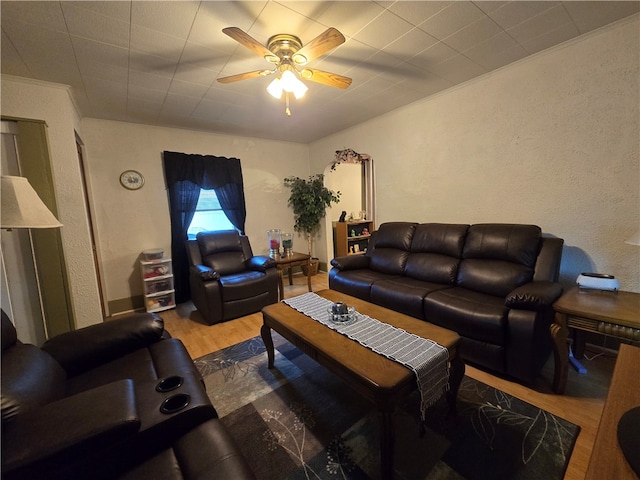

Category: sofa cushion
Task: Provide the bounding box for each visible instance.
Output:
[371,278,451,319]
[404,224,469,284]
[374,222,416,249]
[462,224,541,265]
[220,271,269,302]
[198,230,246,276]
[424,287,508,346]
[458,224,541,296]
[405,253,459,285]
[411,223,469,257]
[369,222,416,275]
[458,259,535,297]
[328,269,398,301]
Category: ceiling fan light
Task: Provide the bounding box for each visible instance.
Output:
[280,70,308,99]
[266,77,283,99]
[292,83,307,99]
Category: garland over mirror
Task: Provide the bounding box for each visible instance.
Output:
[331,148,370,171]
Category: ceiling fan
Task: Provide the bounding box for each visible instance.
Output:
[217,27,352,115]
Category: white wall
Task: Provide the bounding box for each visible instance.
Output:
[1,77,103,327]
[310,16,640,292]
[81,119,309,309]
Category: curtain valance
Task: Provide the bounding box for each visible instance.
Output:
[163,151,243,189]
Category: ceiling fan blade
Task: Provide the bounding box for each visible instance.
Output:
[222,27,279,63]
[292,27,345,66]
[217,69,274,84]
[299,68,352,89]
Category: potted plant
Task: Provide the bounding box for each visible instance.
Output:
[284,174,340,275]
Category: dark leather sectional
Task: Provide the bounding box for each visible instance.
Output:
[1,310,255,480]
[329,222,564,384]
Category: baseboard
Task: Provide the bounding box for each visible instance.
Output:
[108,295,144,317]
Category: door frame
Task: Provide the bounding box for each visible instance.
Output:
[2,117,75,337]
[75,134,107,317]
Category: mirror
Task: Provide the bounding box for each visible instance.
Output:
[324,158,375,259]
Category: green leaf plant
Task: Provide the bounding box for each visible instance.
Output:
[284,174,341,257]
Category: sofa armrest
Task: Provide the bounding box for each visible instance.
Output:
[505,281,564,311]
[2,380,139,476]
[41,313,165,377]
[190,264,220,281]
[330,255,371,271]
[246,255,276,272]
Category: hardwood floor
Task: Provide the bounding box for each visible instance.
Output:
[160,272,614,480]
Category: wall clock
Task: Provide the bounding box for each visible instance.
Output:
[119,170,145,190]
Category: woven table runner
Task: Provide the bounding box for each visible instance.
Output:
[283,292,449,419]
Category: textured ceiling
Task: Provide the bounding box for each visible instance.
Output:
[2,1,638,143]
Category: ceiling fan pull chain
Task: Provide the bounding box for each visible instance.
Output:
[285,92,292,116]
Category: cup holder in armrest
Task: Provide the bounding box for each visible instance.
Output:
[156,375,184,393]
[160,393,191,414]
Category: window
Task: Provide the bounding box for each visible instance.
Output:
[187,189,235,238]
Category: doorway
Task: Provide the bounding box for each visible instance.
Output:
[1,118,74,343]
[1,121,46,344]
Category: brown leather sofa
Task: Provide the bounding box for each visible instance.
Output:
[329,222,564,384]
[1,310,255,480]
[186,230,279,325]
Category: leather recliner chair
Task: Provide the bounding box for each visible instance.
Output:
[1,309,256,480]
[186,230,279,325]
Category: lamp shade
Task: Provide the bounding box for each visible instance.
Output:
[1,176,62,228]
[266,77,283,99]
[280,70,307,99]
[266,71,308,100]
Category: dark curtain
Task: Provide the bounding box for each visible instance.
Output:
[215,182,246,231]
[163,151,246,303]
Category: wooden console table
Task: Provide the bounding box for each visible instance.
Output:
[273,252,312,300]
[551,287,640,394]
[585,344,640,480]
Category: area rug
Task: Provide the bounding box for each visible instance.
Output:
[195,335,579,480]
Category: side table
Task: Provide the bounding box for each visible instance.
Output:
[551,286,640,394]
[273,252,312,300]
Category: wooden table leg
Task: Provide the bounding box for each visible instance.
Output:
[551,312,569,394]
[288,266,294,285]
[261,323,275,368]
[306,258,312,292]
[572,330,587,359]
[447,353,465,414]
[276,269,284,301]
[379,406,395,480]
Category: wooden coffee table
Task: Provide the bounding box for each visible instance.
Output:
[261,289,464,480]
